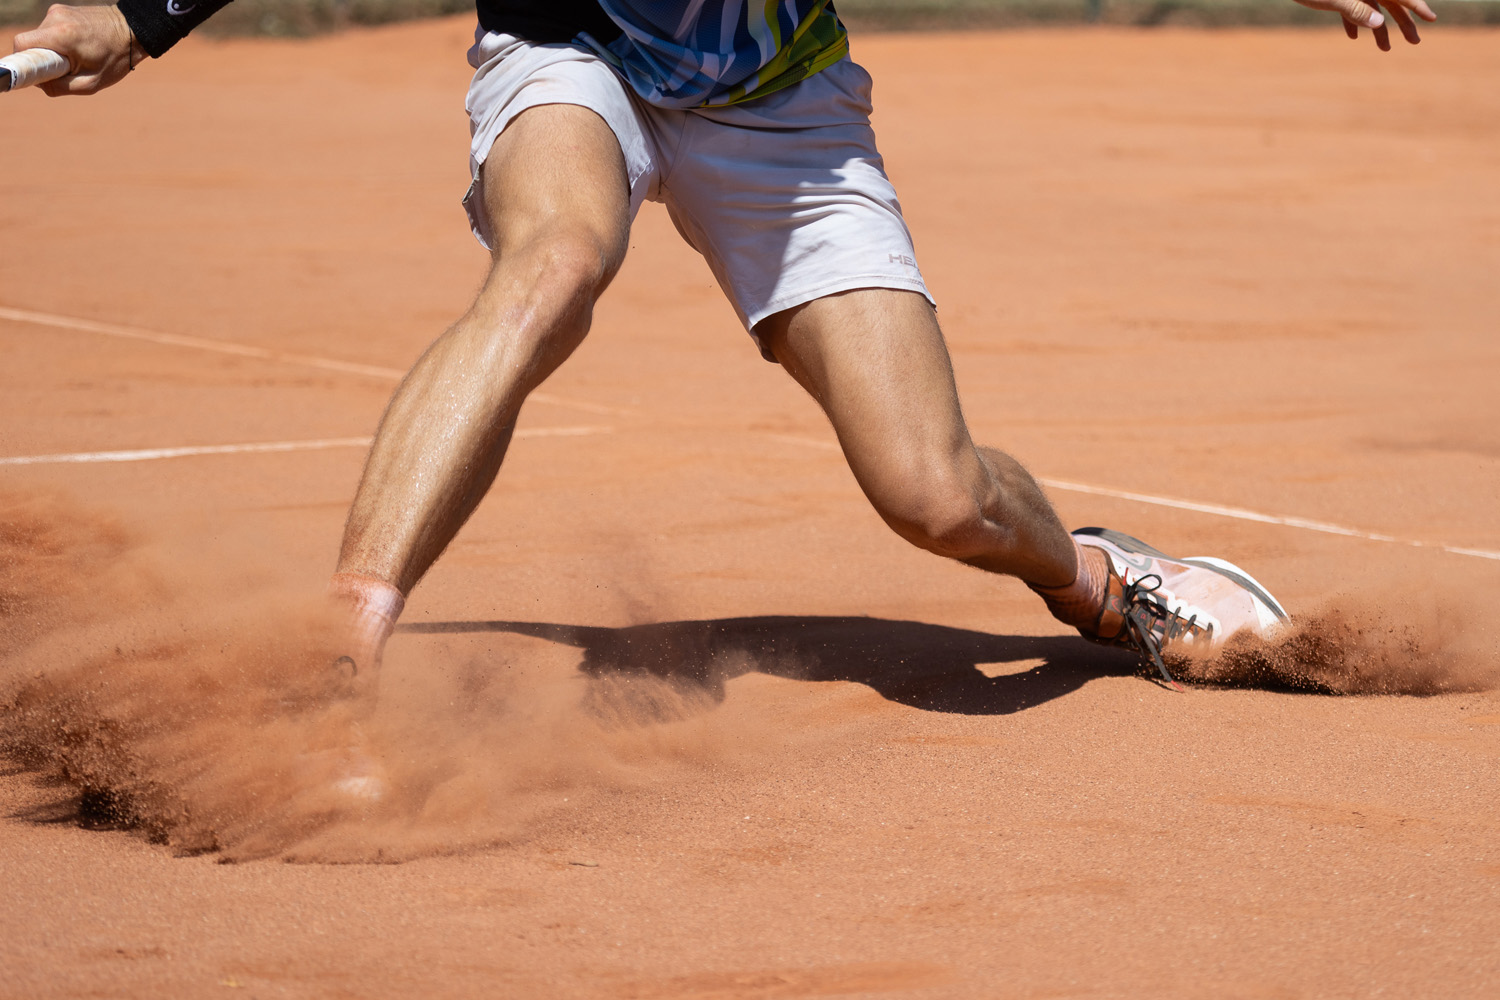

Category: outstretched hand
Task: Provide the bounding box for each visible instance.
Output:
[12,4,146,95]
[1293,0,1438,51]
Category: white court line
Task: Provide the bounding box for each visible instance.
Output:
[0,305,628,417]
[0,426,613,467]
[760,431,1500,563]
[5,300,1493,563]
[1035,478,1500,562]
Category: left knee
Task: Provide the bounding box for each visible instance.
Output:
[869,465,999,561]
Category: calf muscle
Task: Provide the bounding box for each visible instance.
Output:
[763,289,1076,587]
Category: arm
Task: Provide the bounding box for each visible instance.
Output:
[1292,0,1438,51]
[11,0,232,96]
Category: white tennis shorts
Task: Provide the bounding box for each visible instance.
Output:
[463,29,933,358]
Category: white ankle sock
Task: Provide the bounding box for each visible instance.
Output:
[328,573,405,672]
[1028,540,1109,629]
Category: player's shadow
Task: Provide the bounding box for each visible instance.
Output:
[396,615,1141,715]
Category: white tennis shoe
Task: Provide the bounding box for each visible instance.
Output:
[1071,527,1289,687]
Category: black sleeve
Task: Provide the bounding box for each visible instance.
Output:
[117,0,235,59]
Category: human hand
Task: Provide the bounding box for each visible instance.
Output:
[1293,0,1438,51]
[12,4,147,95]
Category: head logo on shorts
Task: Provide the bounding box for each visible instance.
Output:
[167,0,197,14]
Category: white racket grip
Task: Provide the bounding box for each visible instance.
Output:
[0,49,72,93]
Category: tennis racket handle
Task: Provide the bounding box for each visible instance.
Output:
[0,49,72,93]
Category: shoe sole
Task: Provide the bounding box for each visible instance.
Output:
[1073,526,1289,622]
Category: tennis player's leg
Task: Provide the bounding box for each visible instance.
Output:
[330,104,631,674]
[758,289,1079,588]
[675,55,1286,666]
[760,289,1290,668]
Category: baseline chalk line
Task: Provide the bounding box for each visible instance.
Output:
[1036,477,1500,562]
[0,305,629,417]
[0,426,613,467]
[0,437,372,466]
[757,430,1500,563]
[6,300,1491,563]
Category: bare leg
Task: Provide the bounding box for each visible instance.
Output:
[759,288,1078,588]
[336,105,631,595]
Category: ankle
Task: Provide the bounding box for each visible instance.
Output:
[328,573,405,673]
[1029,540,1110,629]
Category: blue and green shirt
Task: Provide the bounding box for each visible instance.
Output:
[119,0,850,109]
[589,0,850,107]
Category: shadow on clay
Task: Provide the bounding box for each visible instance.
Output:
[396,616,1141,716]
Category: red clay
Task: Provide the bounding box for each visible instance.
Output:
[2,17,1499,998]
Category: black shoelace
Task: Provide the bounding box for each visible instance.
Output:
[1117,572,1208,692]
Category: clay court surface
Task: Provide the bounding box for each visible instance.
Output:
[2,15,1499,998]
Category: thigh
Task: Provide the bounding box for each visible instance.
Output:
[479,103,632,268]
[760,289,983,504]
[463,31,653,263]
[456,105,632,396]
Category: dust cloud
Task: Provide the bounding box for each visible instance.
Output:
[3,492,1495,861]
[1172,596,1498,695]
[0,492,729,862]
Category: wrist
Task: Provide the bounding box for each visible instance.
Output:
[114,0,178,59]
[107,5,145,67]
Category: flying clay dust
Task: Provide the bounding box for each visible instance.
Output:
[1170,594,1499,695]
[0,492,742,863]
[5,491,1497,861]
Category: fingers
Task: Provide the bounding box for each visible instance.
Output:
[1304,0,1386,29]
[1382,1,1422,44]
[1399,0,1438,22]
[39,78,76,97]
[10,5,134,96]
[12,27,55,55]
[1305,0,1433,51]
[14,4,83,53]
[46,69,105,96]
